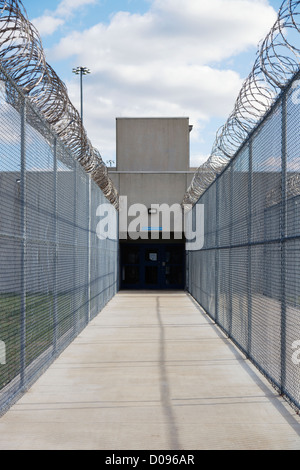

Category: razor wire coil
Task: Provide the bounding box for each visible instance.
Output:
[183,0,300,207]
[0,0,119,209]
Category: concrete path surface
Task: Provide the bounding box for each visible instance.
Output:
[0,291,300,450]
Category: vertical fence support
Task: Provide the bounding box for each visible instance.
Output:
[185,251,189,293]
[117,213,120,294]
[228,167,233,337]
[20,97,27,388]
[87,176,91,324]
[73,163,78,335]
[53,137,58,355]
[90,184,94,319]
[280,93,287,395]
[247,139,253,359]
[215,178,220,325]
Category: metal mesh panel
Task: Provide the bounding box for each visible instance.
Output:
[89,182,118,321]
[56,149,77,345]
[284,78,300,408]
[286,240,300,406]
[75,166,90,332]
[202,184,216,250]
[218,168,232,248]
[0,68,118,415]
[251,102,282,244]
[231,247,248,352]
[232,147,249,246]
[187,72,300,413]
[217,248,231,333]
[250,243,282,386]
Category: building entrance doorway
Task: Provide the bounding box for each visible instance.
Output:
[120,243,185,290]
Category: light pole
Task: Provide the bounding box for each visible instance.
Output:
[72,66,91,323]
[72,66,91,123]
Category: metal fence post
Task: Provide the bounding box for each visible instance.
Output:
[280,93,287,395]
[53,137,58,354]
[247,139,253,359]
[215,178,220,324]
[73,162,78,334]
[116,213,120,294]
[87,176,91,324]
[229,166,233,337]
[185,248,189,293]
[20,97,27,388]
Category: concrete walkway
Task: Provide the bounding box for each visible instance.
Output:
[0,291,300,450]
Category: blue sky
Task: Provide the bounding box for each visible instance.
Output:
[22,0,285,168]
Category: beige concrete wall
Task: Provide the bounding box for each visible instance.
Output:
[116,117,190,172]
[109,172,192,207]
[109,171,195,237]
[112,117,195,205]
[112,117,195,235]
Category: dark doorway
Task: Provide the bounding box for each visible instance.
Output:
[120,243,185,290]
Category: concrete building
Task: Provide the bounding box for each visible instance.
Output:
[109,117,196,290]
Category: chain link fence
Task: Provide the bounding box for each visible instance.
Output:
[187,71,300,412]
[0,66,119,415]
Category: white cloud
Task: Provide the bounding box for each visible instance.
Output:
[55,0,98,18]
[44,0,278,162]
[31,0,98,36]
[50,0,276,65]
[32,16,64,37]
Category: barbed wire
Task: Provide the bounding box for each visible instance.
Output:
[0,0,119,209]
[183,0,300,207]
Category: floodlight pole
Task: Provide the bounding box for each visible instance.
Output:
[72,66,91,123]
[72,66,92,325]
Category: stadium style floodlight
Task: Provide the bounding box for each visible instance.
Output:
[72,66,91,123]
